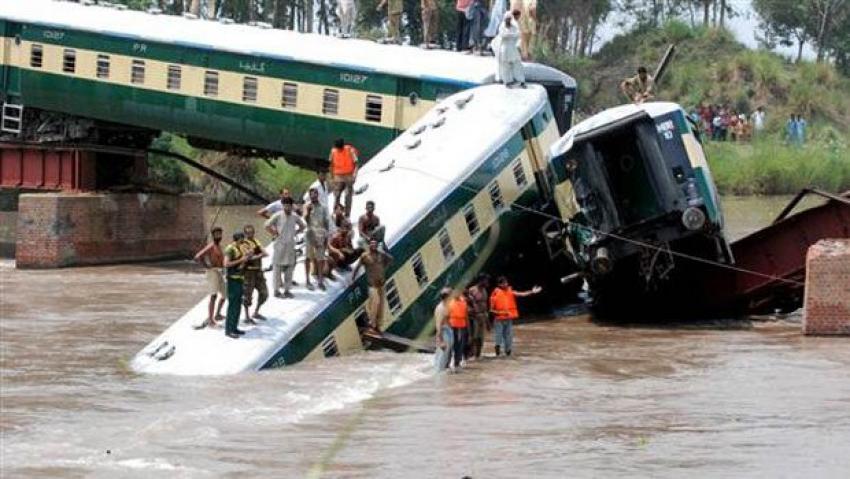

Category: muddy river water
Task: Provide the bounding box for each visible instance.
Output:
[1,196,849,477]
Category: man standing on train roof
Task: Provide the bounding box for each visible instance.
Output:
[357,200,383,250]
[337,0,357,38]
[448,289,470,370]
[434,287,454,372]
[620,66,655,104]
[328,138,358,217]
[376,0,403,44]
[492,10,526,88]
[489,275,542,356]
[265,196,305,299]
[351,239,394,333]
[239,224,269,324]
[223,231,252,339]
[304,187,331,291]
[193,226,226,329]
[467,274,491,359]
[421,0,439,48]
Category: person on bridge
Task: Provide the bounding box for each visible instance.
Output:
[434,287,454,372]
[239,225,269,324]
[489,276,542,356]
[328,139,359,217]
[193,226,226,329]
[223,232,253,339]
[448,290,470,370]
[492,10,525,87]
[357,200,383,250]
[265,197,305,299]
[466,274,491,359]
[304,187,331,291]
[376,0,403,43]
[351,239,394,333]
[337,0,357,38]
[620,66,655,104]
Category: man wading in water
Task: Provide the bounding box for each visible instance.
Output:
[193,226,226,329]
[351,239,394,333]
[489,276,541,356]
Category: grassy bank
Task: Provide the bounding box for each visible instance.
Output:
[705,138,850,195]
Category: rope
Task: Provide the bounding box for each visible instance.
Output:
[392,164,805,288]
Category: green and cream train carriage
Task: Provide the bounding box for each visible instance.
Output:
[547,101,734,313]
[132,84,561,374]
[0,0,576,168]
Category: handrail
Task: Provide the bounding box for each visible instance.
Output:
[773,188,850,224]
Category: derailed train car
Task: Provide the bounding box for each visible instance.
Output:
[546,102,734,313]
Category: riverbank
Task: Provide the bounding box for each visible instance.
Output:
[706,138,850,195]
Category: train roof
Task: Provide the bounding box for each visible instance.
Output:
[550,101,683,158]
[132,84,550,375]
[2,0,576,88]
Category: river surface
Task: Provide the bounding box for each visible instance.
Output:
[2,196,849,477]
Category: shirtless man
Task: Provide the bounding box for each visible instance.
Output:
[351,240,394,332]
[193,226,226,329]
[357,200,383,250]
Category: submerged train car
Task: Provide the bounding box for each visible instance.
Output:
[0,0,576,168]
[133,84,561,374]
[546,102,733,313]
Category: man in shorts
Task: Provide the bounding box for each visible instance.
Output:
[193,226,226,329]
[304,187,330,291]
[239,224,268,324]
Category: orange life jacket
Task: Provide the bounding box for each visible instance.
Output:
[448,296,469,328]
[490,287,518,321]
[330,145,356,176]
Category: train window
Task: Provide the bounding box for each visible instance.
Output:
[30,44,43,68]
[96,55,110,79]
[242,76,258,103]
[322,88,339,116]
[62,49,76,73]
[438,227,455,262]
[203,71,219,97]
[167,65,182,90]
[131,60,145,84]
[281,82,297,108]
[412,253,428,289]
[463,204,480,236]
[489,181,504,210]
[385,278,403,316]
[365,95,382,122]
[512,160,527,187]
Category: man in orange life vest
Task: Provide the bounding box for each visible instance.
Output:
[448,290,470,370]
[328,138,359,217]
[489,276,542,356]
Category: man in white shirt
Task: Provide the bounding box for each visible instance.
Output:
[257,188,295,219]
[752,106,766,134]
[264,197,306,298]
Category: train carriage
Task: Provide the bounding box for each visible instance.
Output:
[0,0,576,168]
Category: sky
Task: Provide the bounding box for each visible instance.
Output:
[596,0,816,60]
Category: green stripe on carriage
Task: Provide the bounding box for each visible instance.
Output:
[8,66,396,160]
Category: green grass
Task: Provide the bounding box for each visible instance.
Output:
[705,138,850,195]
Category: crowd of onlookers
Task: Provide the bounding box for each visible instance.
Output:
[688,104,808,146]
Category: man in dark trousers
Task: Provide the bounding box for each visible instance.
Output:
[223,232,252,339]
